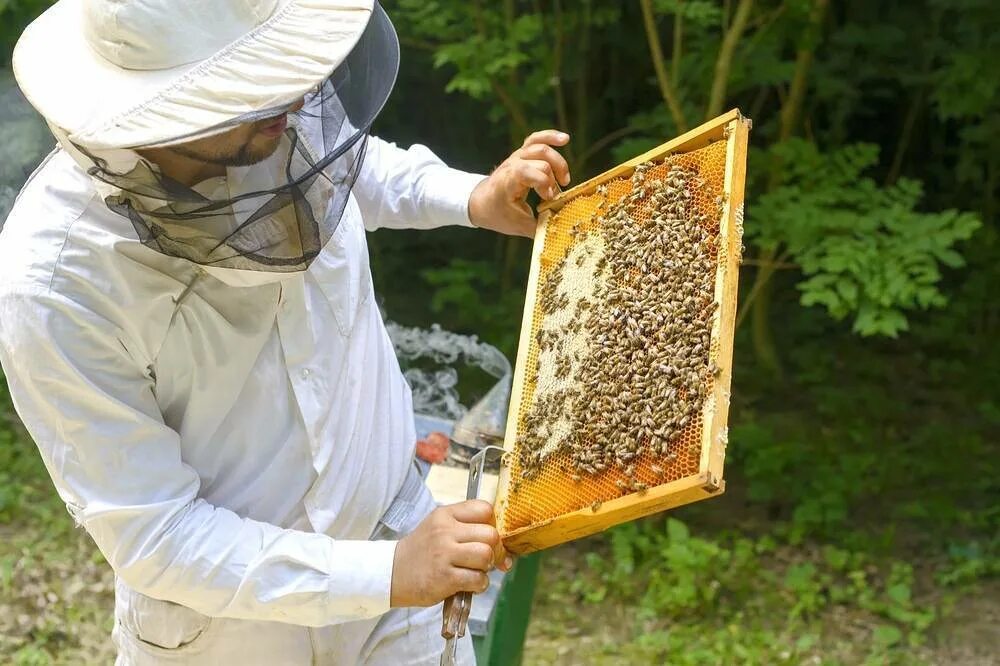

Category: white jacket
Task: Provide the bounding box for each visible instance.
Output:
[0,138,484,663]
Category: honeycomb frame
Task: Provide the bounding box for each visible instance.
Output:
[495,109,751,554]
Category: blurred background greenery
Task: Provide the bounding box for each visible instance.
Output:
[1,0,998,664]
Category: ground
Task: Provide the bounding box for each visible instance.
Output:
[522,539,1000,666]
[1,514,997,665]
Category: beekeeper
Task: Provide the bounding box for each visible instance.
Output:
[0,0,571,663]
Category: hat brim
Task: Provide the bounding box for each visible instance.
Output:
[14,0,382,149]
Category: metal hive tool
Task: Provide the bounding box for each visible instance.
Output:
[494,110,751,554]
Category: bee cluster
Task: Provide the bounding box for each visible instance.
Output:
[515,157,722,492]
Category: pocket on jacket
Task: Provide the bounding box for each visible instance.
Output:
[115,577,216,654]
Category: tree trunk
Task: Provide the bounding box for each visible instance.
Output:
[706,0,754,120]
[745,0,828,376]
[751,268,780,376]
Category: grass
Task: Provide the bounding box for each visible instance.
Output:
[0,301,997,665]
[2,484,994,665]
[0,383,116,665]
[517,308,1000,665]
[521,512,999,665]
[1,421,996,665]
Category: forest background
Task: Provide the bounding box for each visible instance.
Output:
[0,1,997,664]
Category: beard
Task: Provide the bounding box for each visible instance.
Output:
[168,133,283,168]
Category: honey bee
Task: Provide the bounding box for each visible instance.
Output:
[513,155,721,488]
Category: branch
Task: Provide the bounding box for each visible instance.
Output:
[574,1,591,156]
[671,1,683,85]
[735,249,791,328]
[887,11,937,186]
[777,0,828,141]
[552,0,576,166]
[705,0,754,120]
[471,0,488,36]
[748,3,786,32]
[748,84,769,122]
[745,3,787,54]
[578,126,644,171]
[741,258,798,269]
[768,0,828,190]
[490,80,531,140]
[639,0,689,132]
[471,0,530,146]
[885,93,921,185]
[397,36,438,52]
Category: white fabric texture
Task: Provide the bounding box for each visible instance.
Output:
[0,137,484,663]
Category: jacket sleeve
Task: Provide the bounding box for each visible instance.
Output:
[353,136,487,232]
[0,287,397,626]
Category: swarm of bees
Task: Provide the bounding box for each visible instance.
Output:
[515,157,723,495]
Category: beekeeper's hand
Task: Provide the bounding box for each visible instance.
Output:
[390,499,514,607]
[468,130,571,238]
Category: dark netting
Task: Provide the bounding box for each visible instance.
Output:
[78,2,398,272]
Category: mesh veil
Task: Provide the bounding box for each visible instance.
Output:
[78,2,399,272]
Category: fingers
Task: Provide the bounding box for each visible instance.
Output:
[515,160,560,200]
[447,504,510,571]
[452,542,496,571]
[454,522,500,546]
[452,522,514,575]
[447,499,495,524]
[518,143,571,186]
[450,567,491,594]
[455,542,511,574]
[498,552,515,573]
[522,129,570,150]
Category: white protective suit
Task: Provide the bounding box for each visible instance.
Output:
[0,137,484,665]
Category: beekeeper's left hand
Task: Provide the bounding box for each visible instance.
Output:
[468,130,571,238]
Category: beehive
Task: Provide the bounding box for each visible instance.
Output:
[495,110,750,554]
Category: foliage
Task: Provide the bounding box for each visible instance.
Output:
[0,71,51,221]
[0,1,55,67]
[385,0,991,350]
[2,1,1000,664]
[750,140,981,336]
[421,258,526,356]
[563,517,945,664]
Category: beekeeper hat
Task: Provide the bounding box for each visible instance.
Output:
[12,0,395,150]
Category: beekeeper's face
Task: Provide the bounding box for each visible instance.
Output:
[166,99,305,168]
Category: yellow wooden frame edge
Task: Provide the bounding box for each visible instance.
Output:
[494,109,751,554]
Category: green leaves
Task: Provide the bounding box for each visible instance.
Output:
[582,514,950,663]
[652,0,723,26]
[751,139,981,337]
[872,624,903,648]
[431,14,542,100]
[420,258,525,355]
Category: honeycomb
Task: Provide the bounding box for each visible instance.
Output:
[501,138,731,534]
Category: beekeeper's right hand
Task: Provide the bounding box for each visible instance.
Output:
[390,500,513,607]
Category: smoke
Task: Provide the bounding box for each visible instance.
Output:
[385,321,512,421]
[0,70,54,224]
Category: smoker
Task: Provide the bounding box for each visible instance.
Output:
[446,373,510,471]
[391,322,536,665]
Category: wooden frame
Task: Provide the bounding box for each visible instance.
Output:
[494,109,751,554]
